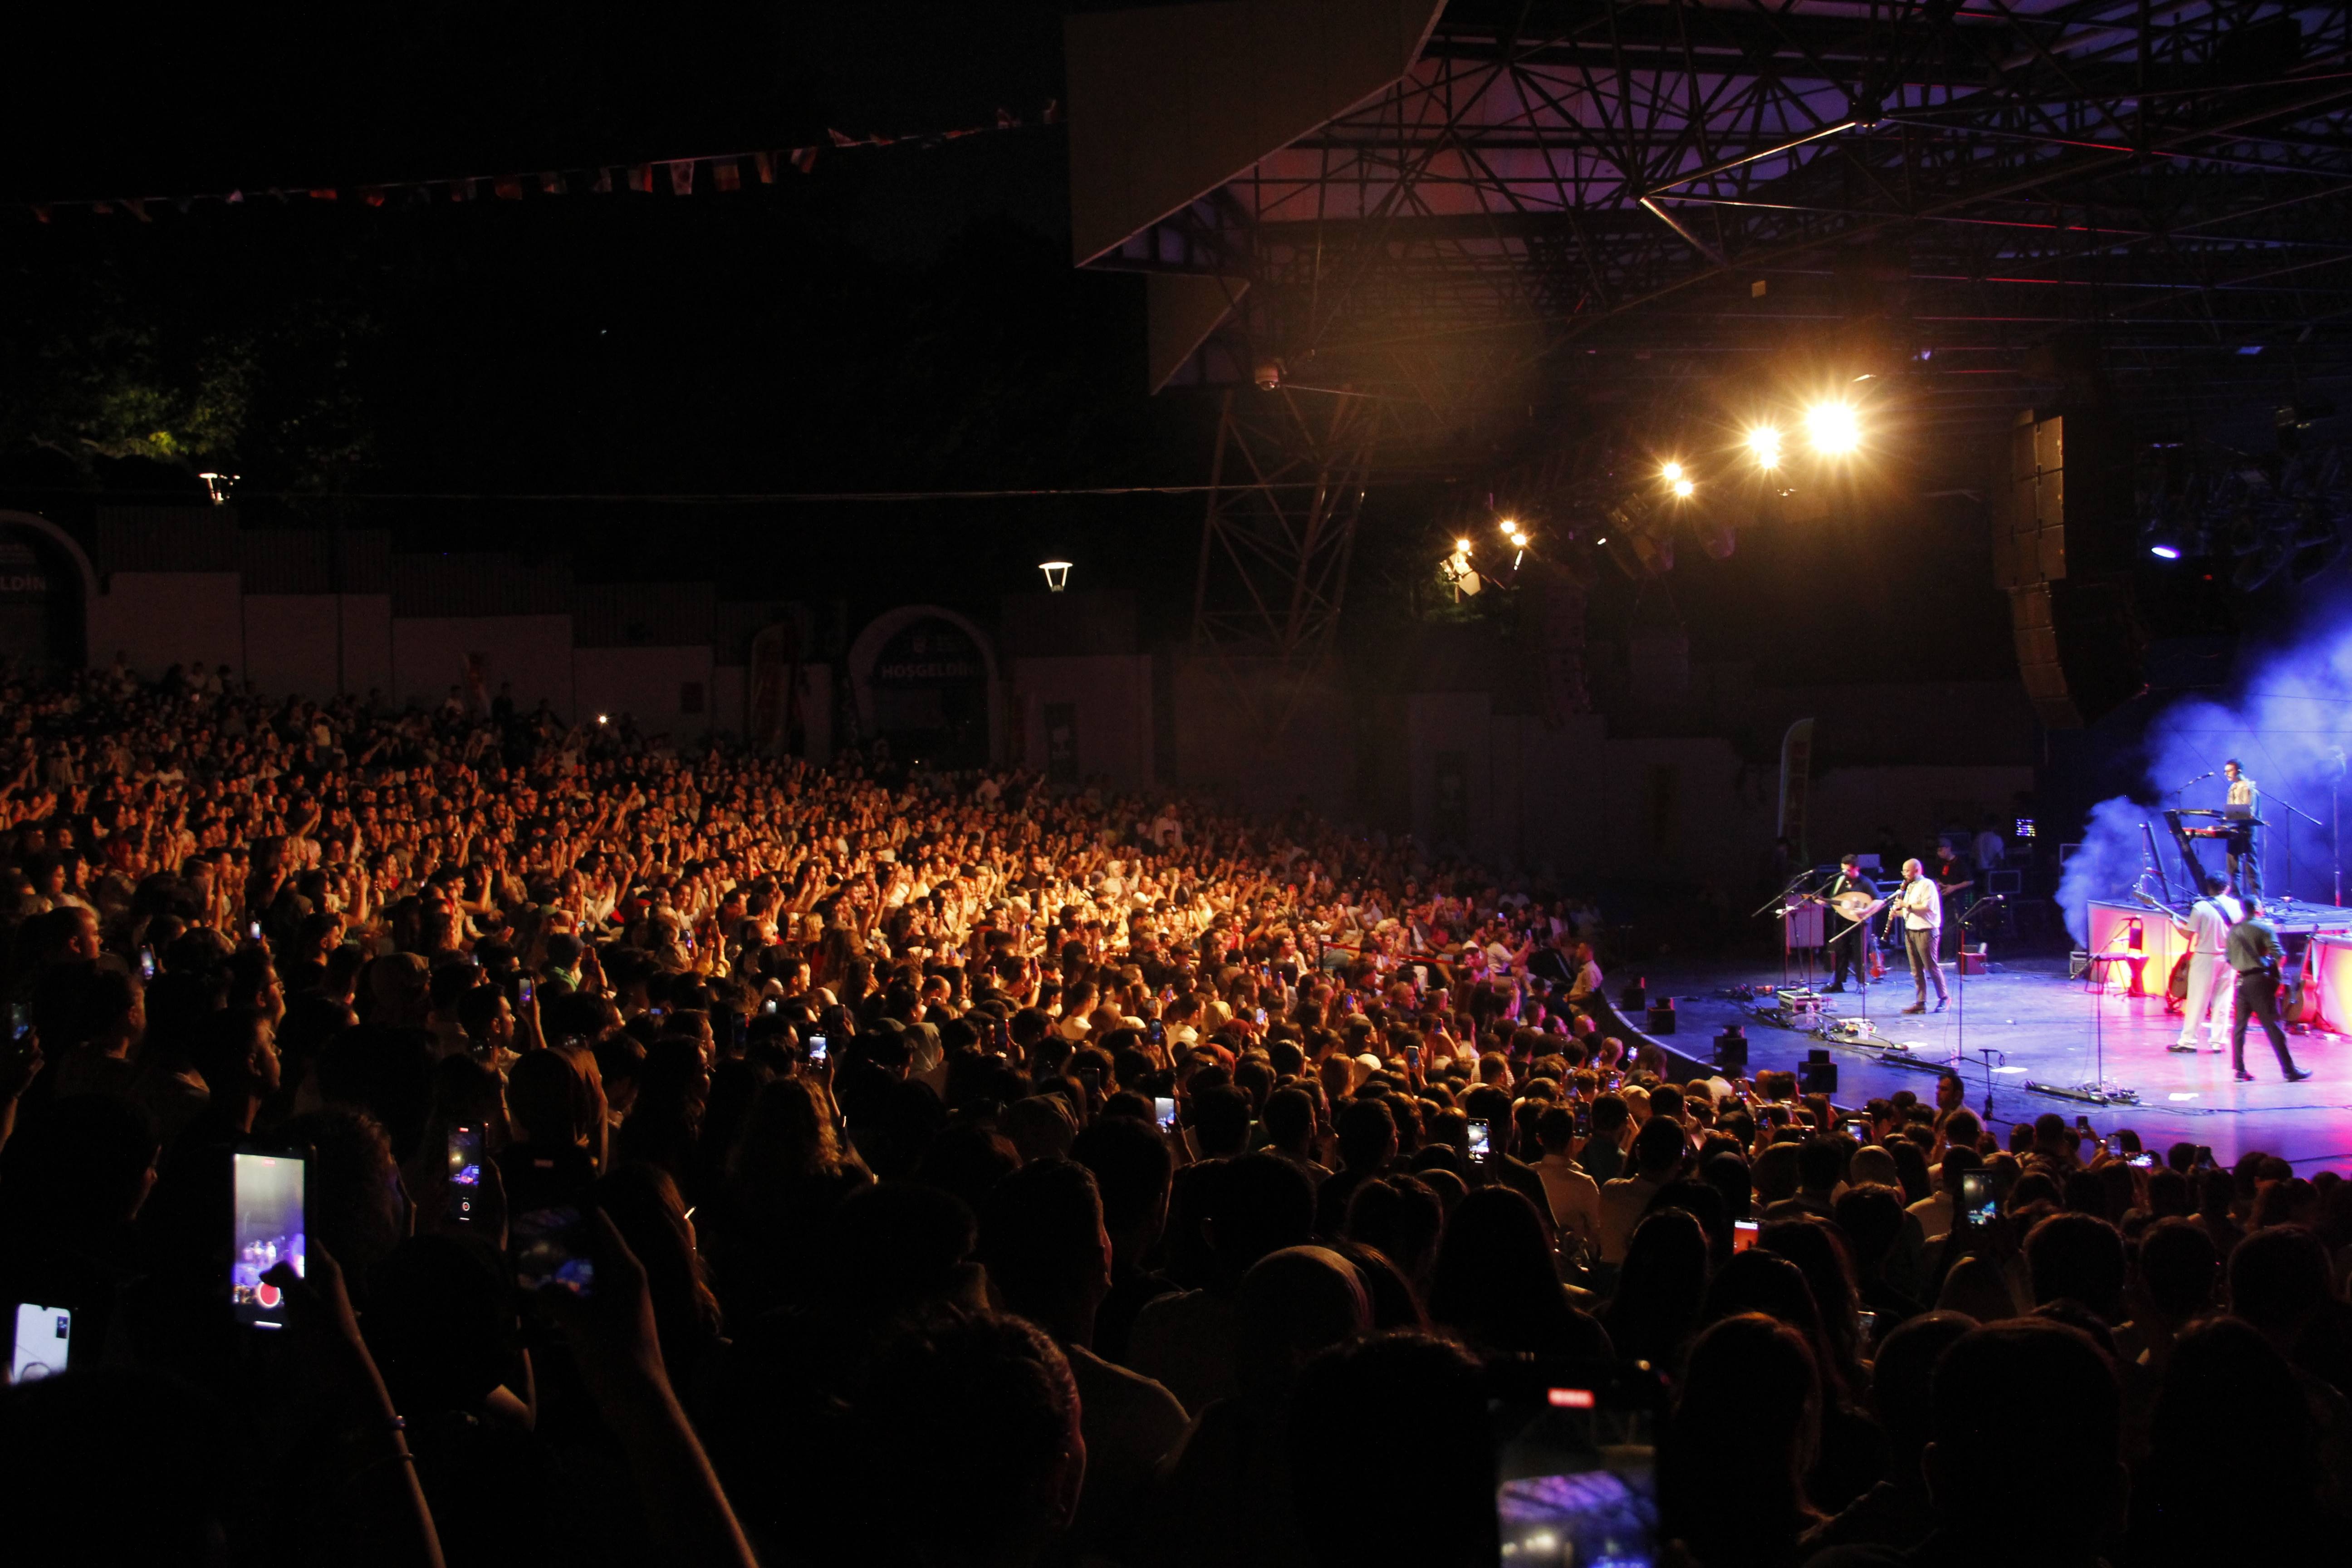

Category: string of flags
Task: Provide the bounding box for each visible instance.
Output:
[25,100,1059,224]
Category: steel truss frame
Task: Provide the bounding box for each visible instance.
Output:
[1097,1,2352,457]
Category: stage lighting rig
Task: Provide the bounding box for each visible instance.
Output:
[1746,427,1782,470]
[1804,402,1862,456]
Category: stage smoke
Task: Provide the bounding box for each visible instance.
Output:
[2058,591,2352,940]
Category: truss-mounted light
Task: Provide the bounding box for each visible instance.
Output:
[1805,402,1862,456]
[1039,560,1073,592]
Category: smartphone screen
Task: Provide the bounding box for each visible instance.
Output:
[1496,1378,1660,1567]
[7,1002,28,1048]
[230,1150,308,1328]
[763,999,779,1015]
[1732,1219,1759,1252]
[1574,1107,1592,1138]
[139,946,157,981]
[1467,1119,1493,1162]
[513,1206,597,1296]
[1406,1044,1421,1068]
[248,920,263,942]
[1154,1095,1178,1132]
[1842,1119,1870,1143]
[1960,1171,1998,1225]
[1254,1008,1269,1027]
[807,1035,829,1067]
[8,1303,71,1384]
[518,977,535,1007]
[447,1124,484,1223]
[2128,1152,2158,1170]
[1147,1018,1166,1047]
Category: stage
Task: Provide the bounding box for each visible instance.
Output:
[1634,956,2352,1177]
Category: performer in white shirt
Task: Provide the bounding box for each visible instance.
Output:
[2165,876,2243,1055]
[2223,758,2261,897]
[1893,858,1949,1014]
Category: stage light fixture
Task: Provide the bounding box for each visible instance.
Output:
[1039,559,1072,592]
[1661,461,1684,483]
[2149,544,2182,560]
[1746,427,1782,469]
[1805,402,1862,456]
[1671,478,1695,499]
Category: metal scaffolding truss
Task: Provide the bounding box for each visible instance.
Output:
[1192,386,1378,657]
[1093,1,2352,452]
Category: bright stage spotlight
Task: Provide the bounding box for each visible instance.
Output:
[1746,426,1782,469]
[1671,478,1695,499]
[2149,544,2182,560]
[1661,461,1684,483]
[1805,402,1862,456]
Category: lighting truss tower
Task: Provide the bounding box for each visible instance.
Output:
[1191,386,1379,734]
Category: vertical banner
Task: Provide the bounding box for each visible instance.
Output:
[748,622,789,755]
[1778,717,1816,867]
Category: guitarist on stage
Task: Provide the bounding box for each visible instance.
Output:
[2163,876,2242,1056]
[2225,896,2308,1083]
[1821,853,1880,993]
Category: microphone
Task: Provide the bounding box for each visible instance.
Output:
[2185,770,2215,785]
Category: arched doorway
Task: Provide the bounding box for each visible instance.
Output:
[0,512,95,671]
[847,606,1001,768]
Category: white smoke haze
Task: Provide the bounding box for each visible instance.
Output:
[2057,603,2352,942]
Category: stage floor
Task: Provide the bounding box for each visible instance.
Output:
[1636,957,2352,1177]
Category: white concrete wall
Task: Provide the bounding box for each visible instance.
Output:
[392,615,574,716]
[88,572,244,680]
[1011,654,1156,789]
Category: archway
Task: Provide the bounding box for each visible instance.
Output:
[0,510,97,670]
[846,604,1002,767]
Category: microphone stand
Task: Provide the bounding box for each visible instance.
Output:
[2265,788,2325,907]
[1952,895,2004,1069]
[1754,869,1820,991]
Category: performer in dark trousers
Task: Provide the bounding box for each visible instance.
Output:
[2226,897,2308,1083]
[2223,758,2263,898]
[1893,858,1949,1015]
[1821,853,1878,993]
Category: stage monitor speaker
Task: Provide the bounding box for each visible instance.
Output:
[1800,1049,1838,1096]
[1645,998,1677,1035]
[1714,1026,1748,1069]
[1619,980,1646,1013]
[1959,945,1989,975]
[1995,409,2145,728]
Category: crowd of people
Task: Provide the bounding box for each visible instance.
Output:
[2,660,2350,1567]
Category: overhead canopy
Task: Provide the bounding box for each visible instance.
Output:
[1068,0,2352,453]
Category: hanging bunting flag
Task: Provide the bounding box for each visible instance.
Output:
[18,99,1061,221]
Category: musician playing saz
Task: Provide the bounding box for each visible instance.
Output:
[2162,876,2242,1056]
[1820,853,1880,993]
